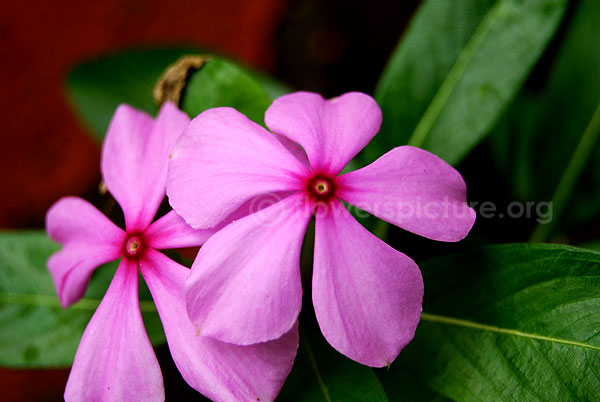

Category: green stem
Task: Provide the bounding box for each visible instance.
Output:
[530,102,600,242]
[302,333,332,402]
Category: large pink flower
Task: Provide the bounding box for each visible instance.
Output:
[46,103,298,402]
[167,91,476,368]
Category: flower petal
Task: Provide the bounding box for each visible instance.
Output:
[102,102,190,231]
[265,91,382,176]
[145,210,214,250]
[140,250,298,402]
[185,193,310,345]
[313,201,423,367]
[46,196,124,307]
[65,259,163,402]
[167,107,309,229]
[337,146,476,242]
[273,132,311,169]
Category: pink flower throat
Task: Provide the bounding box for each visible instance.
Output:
[307,174,336,202]
[122,233,144,259]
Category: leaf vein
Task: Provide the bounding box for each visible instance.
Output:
[0,292,157,312]
[421,313,600,351]
[408,0,505,147]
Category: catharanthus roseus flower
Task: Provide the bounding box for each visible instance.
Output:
[46,103,298,402]
[167,91,476,367]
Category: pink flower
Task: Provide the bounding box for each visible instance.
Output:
[167,91,476,367]
[46,103,298,402]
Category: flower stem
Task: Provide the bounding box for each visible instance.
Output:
[530,102,600,242]
[301,330,332,402]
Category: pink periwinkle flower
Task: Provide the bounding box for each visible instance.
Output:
[46,103,298,402]
[167,91,476,367]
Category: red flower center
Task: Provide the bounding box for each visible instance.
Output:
[307,174,336,202]
[123,233,144,259]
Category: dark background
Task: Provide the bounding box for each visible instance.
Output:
[0,0,421,400]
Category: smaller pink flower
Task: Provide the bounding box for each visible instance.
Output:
[46,103,298,402]
[167,91,476,367]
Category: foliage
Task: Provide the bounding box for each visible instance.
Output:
[0,231,164,367]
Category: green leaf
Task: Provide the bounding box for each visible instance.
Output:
[66,49,285,140]
[577,240,600,253]
[381,244,600,401]
[489,0,600,237]
[181,57,273,126]
[486,94,540,202]
[246,68,292,100]
[278,328,388,401]
[367,0,567,166]
[0,231,164,367]
[67,48,199,139]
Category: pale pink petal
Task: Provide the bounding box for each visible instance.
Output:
[102,102,190,231]
[46,197,124,246]
[265,91,382,176]
[336,146,476,242]
[167,107,309,229]
[65,259,163,402]
[313,200,423,367]
[46,196,124,307]
[185,194,311,345]
[141,250,298,402]
[48,247,118,308]
[219,191,301,226]
[145,210,214,250]
[273,133,311,169]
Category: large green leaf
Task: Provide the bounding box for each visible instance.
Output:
[66,48,198,139]
[278,328,388,401]
[489,0,600,239]
[181,57,273,126]
[0,231,164,367]
[367,0,567,166]
[381,244,600,401]
[66,49,282,140]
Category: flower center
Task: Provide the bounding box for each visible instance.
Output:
[307,175,336,202]
[123,234,143,259]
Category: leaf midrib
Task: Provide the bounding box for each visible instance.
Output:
[0,292,157,312]
[421,312,600,351]
[4,294,597,350]
[407,0,505,148]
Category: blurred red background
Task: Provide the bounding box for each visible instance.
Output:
[0,0,285,231]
